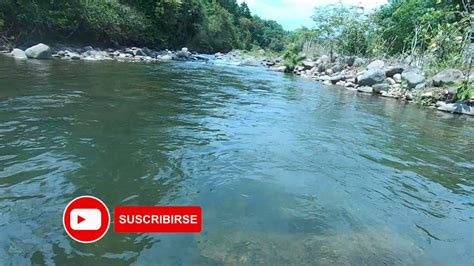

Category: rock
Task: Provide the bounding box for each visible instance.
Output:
[367,60,385,70]
[336,81,345,86]
[420,92,433,98]
[385,66,404,77]
[373,83,390,94]
[331,64,344,73]
[176,47,191,58]
[317,64,326,73]
[386,77,396,85]
[68,52,81,60]
[84,46,94,52]
[358,69,386,86]
[432,69,464,87]
[316,55,330,65]
[302,60,316,70]
[414,83,426,90]
[10,48,27,59]
[326,69,333,75]
[25,43,52,59]
[272,66,287,72]
[393,74,402,83]
[444,86,457,96]
[330,75,344,84]
[436,101,474,116]
[357,86,374,93]
[405,91,414,100]
[160,54,173,61]
[132,48,147,57]
[402,69,425,89]
[265,60,276,67]
[352,57,365,67]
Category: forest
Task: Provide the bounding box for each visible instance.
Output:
[0,0,472,69]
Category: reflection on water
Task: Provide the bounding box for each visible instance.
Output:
[0,56,473,265]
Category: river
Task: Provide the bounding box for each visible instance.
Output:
[0,56,473,265]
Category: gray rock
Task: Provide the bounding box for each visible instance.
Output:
[357,86,374,93]
[352,57,365,67]
[358,69,386,86]
[84,46,94,52]
[373,83,390,94]
[302,60,317,69]
[443,86,458,97]
[367,60,385,70]
[402,69,425,88]
[331,64,344,73]
[25,43,52,59]
[317,64,326,73]
[160,54,173,61]
[10,48,27,59]
[385,66,404,77]
[330,75,344,84]
[415,83,426,90]
[386,77,396,85]
[432,69,464,87]
[132,48,147,57]
[436,101,474,116]
[420,92,433,98]
[272,66,287,72]
[393,74,402,83]
[326,69,333,75]
[316,55,330,65]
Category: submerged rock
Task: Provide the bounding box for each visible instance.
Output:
[436,101,473,116]
[25,43,52,59]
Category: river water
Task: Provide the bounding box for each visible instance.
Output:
[0,56,473,265]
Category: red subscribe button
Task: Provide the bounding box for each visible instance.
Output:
[114,206,202,233]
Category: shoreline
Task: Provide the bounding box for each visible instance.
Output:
[3,42,473,117]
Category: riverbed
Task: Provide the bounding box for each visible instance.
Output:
[0,56,473,265]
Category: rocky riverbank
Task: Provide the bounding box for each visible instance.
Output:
[3,43,473,116]
[270,56,474,116]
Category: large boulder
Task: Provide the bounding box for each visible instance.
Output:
[10,48,27,59]
[25,43,52,59]
[367,60,385,70]
[357,69,386,86]
[402,69,425,89]
[432,69,464,87]
[385,66,404,77]
[301,60,316,70]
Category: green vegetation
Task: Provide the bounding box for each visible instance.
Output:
[0,0,286,53]
[282,0,471,64]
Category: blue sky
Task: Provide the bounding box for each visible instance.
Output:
[237,0,388,30]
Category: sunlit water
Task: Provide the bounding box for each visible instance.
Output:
[0,56,473,265]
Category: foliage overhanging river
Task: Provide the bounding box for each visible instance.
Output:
[0,56,473,265]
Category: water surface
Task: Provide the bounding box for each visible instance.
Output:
[0,56,473,265]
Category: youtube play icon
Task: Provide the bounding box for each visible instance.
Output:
[63,196,110,243]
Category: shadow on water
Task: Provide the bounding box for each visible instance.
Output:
[0,56,473,265]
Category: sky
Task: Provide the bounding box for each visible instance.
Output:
[237,0,388,30]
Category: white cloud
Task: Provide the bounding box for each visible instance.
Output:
[237,0,388,30]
